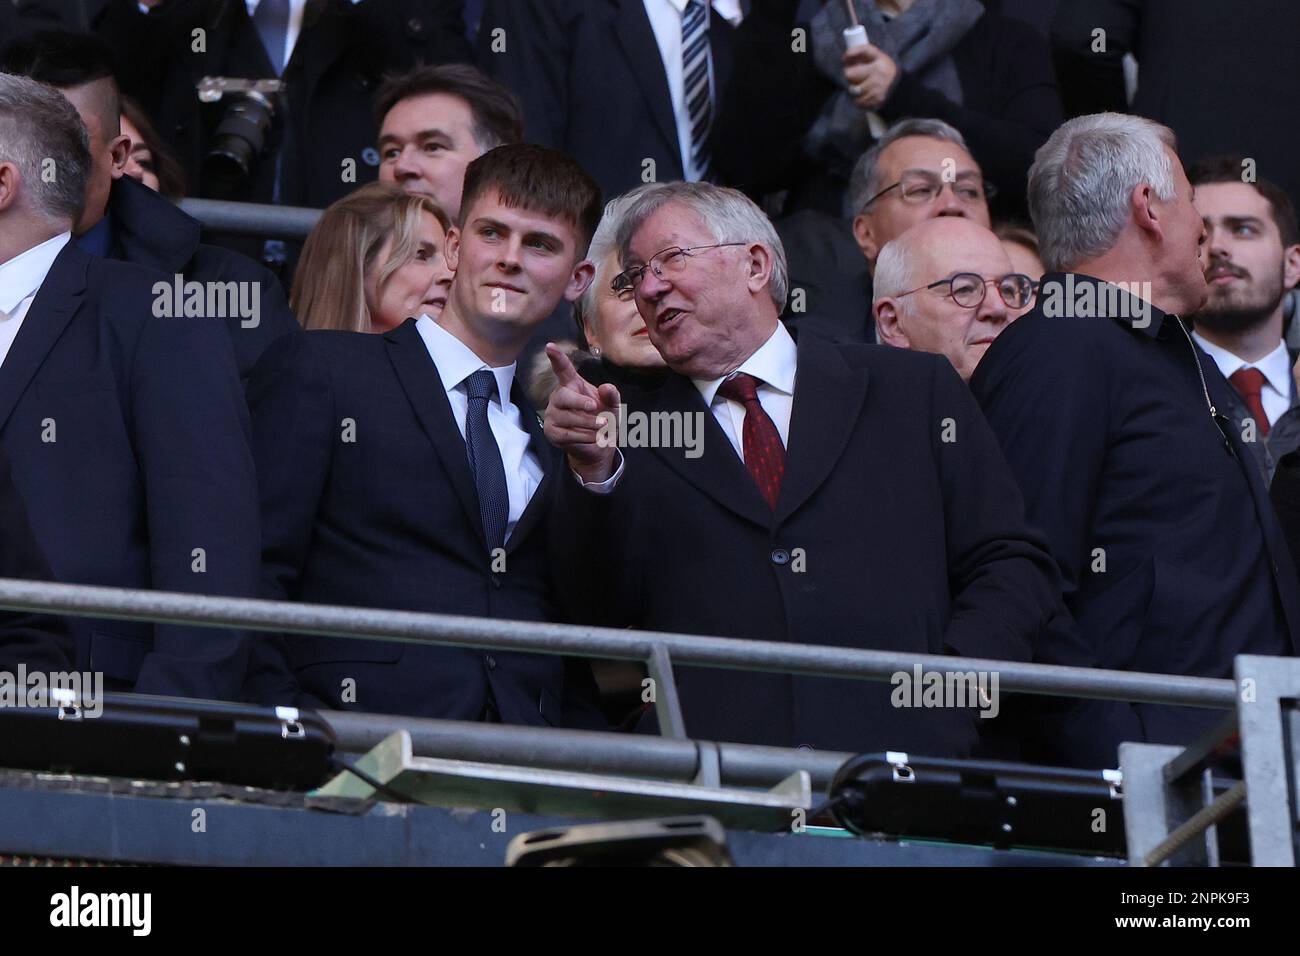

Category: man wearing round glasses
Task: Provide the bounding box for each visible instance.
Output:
[872,218,1033,382]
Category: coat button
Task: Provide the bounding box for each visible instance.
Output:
[490,573,502,589]
[361,147,380,167]
[771,549,790,566]
[485,655,497,670]
[407,17,425,35]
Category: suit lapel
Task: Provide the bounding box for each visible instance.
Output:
[294,0,351,100]
[383,320,487,549]
[774,335,869,525]
[612,0,682,165]
[506,380,555,553]
[0,245,87,435]
[645,372,772,528]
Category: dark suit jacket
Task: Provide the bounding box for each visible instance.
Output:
[0,443,75,674]
[477,0,742,198]
[104,176,299,381]
[30,0,473,208]
[1051,0,1300,215]
[0,241,260,698]
[244,320,604,727]
[552,333,1062,755]
[971,274,1300,767]
[776,208,875,345]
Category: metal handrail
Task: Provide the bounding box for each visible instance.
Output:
[0,577,1238,710]
[178,197,322,240]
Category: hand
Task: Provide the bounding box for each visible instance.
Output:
[543,344,622,484]
[843,44,899,111]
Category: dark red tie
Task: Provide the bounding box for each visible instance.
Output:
[1229,367,1270,437]
[718,372,785,509]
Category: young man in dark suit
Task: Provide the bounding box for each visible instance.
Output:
[0,73,260,700]
[246,144,607,729]
[545,181,1063,757]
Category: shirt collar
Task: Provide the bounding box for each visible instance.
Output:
[0,232,71,316]
[1192,332,1292,396]
[658,0,744,26]
[695,321,797,407]
[415,314,517,405]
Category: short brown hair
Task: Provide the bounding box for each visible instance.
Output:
[993,222,1040,257]
[459,143,604,254]
[1186,155,1300,248]
[291,182,451,332]
[373,63,523,151]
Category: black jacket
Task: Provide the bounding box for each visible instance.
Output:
[244,321,605,728]
[106,175,299,380]
[0,445,75,674]
[1051,0,1300,215]
[0,242,260,699]
[971,274,1300,767]
[552,333,1061,755]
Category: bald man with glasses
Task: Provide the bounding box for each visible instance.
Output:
[873,218,1033,383]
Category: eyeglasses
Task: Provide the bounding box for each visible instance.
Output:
[612,243,748,293]
[860,173,997,212]
[896,272,1035,310]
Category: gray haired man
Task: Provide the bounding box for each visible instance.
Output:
[970,112,1300,768]
[776,117,993,344]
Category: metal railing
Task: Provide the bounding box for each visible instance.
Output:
[178,198,322,240]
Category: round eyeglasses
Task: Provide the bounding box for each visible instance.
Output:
[895,272,1035,310]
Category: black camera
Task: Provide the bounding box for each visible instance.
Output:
[197,77,285,193]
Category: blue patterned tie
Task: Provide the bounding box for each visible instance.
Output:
[681,0,713,180]
[254,0,291,75]
[464,370,509,552]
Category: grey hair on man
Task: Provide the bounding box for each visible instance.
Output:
[615,181,789,310]
[848,117,971,216]
[872,232,918,310]
[0,72,91,226]
[1028,112,1178,273]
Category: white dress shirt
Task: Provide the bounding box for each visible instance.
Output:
[695,321,798,460]
[0,232,71,368]
[416,315,545,541]
[1192,332,1293,426]
[642,0,744,182]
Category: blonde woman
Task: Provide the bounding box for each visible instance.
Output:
[292,182,454,332]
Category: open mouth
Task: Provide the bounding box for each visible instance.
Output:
[656,308,685,332]
[424,296,447,311]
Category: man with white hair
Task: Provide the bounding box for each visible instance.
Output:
[545,181,1062,757]
[872,217,1033,382]
[970,113,1300,767]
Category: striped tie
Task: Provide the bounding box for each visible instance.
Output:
[681,0,712,181]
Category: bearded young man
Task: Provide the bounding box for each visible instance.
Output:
[1189,156,1300,482]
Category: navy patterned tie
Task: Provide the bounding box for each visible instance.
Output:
[464,370,509,552]
[254,0,291,75]
[681,0,713,181]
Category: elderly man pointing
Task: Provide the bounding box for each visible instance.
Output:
[546,181,1063,757]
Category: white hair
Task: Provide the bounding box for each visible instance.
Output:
[871,234,917,305]
[615,181,789,309]
[1028,112,1178,272]
[574,186,655,331]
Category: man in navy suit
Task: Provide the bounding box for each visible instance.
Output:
[544,181,1063,756]
[246,144,606,728]
[0,73,260,700]
[1,30,300,380]
[971,114,1300,768]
